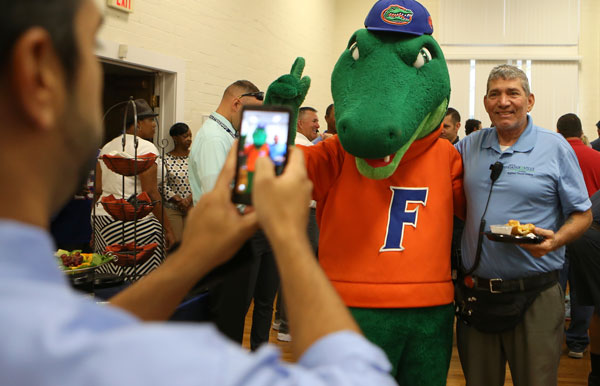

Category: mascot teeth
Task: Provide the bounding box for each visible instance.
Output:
[384,155,390,163]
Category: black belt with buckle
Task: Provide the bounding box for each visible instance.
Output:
[471,270,559,294]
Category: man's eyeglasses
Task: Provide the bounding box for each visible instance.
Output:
[239,91,264,101]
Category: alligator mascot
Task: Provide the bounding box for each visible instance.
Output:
[241,126,269,192]
[265,0,464,384]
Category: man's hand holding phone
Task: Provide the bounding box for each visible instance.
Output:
[232,105,293,205]
[252,147,312,242]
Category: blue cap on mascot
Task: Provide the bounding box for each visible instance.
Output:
[365,0,433,36]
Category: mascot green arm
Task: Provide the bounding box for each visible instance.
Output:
[264,57,311,146]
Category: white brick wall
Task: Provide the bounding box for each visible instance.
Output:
[98,0,600,139]
[99,0,338,134]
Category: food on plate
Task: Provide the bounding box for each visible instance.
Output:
[506,220,536,236]
[489,224,513,235]
[55,249,113,271]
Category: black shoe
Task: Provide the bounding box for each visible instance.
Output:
[589,372,600,386]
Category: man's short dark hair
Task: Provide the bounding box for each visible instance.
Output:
[445,107,461,124]
[225,80,259,97]
[1,0,82,85]
[325,104,334,118]
[299,106,317,119]
[557,113,583,139]
[465,119,481,136]
[596,120,600,130]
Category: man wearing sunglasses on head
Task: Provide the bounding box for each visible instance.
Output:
[240,91,265,101]
[189,81,264,201]
[189,81,274,347]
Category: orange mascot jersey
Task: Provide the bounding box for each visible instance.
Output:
[244,143,269,172]
[301,128,465,308]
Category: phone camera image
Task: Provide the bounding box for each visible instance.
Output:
[233,106,291,204]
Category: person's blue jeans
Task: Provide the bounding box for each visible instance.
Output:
[560,258,594,352]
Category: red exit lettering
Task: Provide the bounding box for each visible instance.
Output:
[116,0,131,9]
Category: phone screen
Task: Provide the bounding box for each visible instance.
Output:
[232,105,292,205]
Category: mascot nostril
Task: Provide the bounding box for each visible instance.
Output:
[264,0,465,382]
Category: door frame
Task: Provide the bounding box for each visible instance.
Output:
[95,39,186,148]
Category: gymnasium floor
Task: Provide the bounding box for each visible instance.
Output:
[241,302,591,385]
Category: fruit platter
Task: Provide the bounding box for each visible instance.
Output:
[55,249,116,274]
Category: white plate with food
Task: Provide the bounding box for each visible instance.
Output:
[486,220,545,244]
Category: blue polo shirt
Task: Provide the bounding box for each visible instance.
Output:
[455,116,590,279]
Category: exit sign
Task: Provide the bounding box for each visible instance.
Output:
[107,0,134,13]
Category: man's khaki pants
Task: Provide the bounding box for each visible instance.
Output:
[457,282,564,386]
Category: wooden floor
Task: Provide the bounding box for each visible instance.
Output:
[242,303,591,385]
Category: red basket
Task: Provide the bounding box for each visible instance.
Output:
[101,192,154,221]
[102,153,157,176]
[105,242,158,267]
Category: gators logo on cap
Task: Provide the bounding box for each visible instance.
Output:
[380,5,414,25]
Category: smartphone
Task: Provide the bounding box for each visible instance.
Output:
[232,105,292,205]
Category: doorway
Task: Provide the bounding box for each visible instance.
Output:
[101,61,157,146]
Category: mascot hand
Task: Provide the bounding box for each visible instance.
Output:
[265,58,311,143]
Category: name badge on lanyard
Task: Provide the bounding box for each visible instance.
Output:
[209,115,238,139]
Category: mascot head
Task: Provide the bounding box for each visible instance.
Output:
[252,126,267,147]
[332,0,450,179]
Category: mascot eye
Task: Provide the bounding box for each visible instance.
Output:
[350,42,360,61]
[412,47,432,69]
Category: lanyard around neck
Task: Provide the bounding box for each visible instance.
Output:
[209,114,238,139]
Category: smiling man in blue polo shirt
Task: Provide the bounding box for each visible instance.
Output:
[455,64,592,386]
